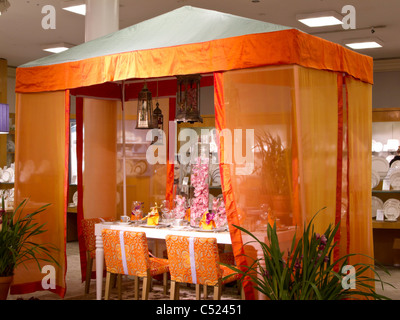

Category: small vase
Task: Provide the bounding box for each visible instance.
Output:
[0,275,13,300]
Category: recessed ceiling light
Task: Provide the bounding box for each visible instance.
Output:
[297,11,343,27]
[42,43,74,54]
[344,38,383,50]
[62,4,86,15]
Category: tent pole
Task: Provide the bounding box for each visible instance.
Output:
[121,81,127,217]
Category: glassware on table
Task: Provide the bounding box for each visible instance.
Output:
[131,201,144,223]
[160,200,172,223]
[173,195,187,222]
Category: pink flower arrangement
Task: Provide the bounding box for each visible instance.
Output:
[190,157,209,226]
[212,197,227,228]
[173,195,187,219]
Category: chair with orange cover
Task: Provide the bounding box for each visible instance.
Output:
[81,217,115,294]
[102,229,169,300]
[165,235,242,300]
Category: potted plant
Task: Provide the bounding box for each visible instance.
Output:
[254,131,291,225]
[0,198,59,300]
[223,208,393,300]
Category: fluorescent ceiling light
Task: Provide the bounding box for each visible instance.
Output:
[62,4,86,15]
[344,38,383,50]
[297,11,343,27]
[42,43,74,54]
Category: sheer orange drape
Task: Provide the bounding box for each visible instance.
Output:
[216,66,297,300]
[12,91,69,297]
[294,66,339,233]
[216,65,373,300]
[77,98,118,282]
[82,98,117,220]
[346,76,374,281]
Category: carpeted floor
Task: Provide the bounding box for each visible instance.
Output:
[8,241,241,301]
[7,241,400,300]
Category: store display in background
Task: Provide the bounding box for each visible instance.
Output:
[0,188,14,211]
[0,163,14,183]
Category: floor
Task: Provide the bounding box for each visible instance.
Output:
[7,241,241,301]
[7,241,400,300]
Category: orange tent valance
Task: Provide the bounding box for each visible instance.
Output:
[16,29,373,94]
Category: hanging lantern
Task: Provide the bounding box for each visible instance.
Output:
[175,74,203,124]
[136,83,154,129]
[153,102,164,131]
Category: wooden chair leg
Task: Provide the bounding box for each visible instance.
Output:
[104,272,112,300]
[134,276,139,300]
[170,281,179,300]
[85,253,93,294]
[148,276,152,292]
[163,273,168,295]
[240,284,245,300]
[203,284,208,300]
[117,274,122,300]
[142,276,151,300]
[213,280,222,300]
[195,284,201,300]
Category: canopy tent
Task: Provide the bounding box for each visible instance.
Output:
[13,6,373,300]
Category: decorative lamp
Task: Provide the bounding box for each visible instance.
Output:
[136,83,154,129]
[153,102,163,131]
[152,82,163,131]
[0,104,9,134]
[175,74,203,124]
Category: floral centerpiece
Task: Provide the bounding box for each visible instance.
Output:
[222,208,393,300]
[212,197,227,228]
[173,195,187,220]
[190,157,209,227]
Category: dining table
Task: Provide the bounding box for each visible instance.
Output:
[94,221,232,300]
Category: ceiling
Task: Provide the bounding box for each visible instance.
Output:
[0,0,399,68]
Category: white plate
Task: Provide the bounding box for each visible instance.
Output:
[390,171,400,189]
[383,198,400,220]
[117,221,131,225]
[140,223,169,228]
[170,225,188,230]
[372,170,380,189]
[196,227,227,233]
[392,160,400,169]
[1,171,10,182]
[372,156,389,178]
[73,191,78,206]
[372,196,383,218]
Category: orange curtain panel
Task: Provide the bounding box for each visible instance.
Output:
[216,65,372,300]
[216,66,298,300]
[12,91,69,298]
[346,76,374,282]
[82,98,117,220]
[293,66,339,232]
[77,98,118,281]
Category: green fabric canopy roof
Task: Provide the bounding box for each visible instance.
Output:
[21,6,293,68]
